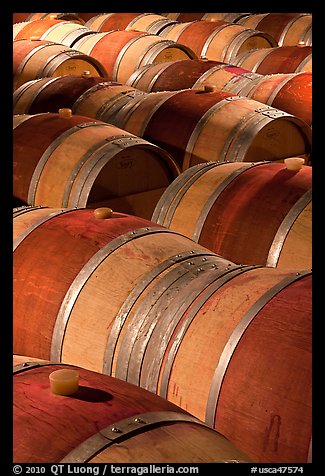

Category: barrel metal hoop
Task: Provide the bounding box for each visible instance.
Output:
[96,91,145,123]
[27,122,107,205]
[13,208,77,251]
[67,138,153,208]
[205,269,312,426]
[234,47,273,72]
[16,77,60,114]
[50,227,170,362]
[201,24,232,59]
[64,28,96,48]
[112,33,151,81]
[193,162,267,242]
[294,54,312,73]
[158,265,260,398]
[126,63,154,88]
[115,254,222,384]
[60,411,209,463]
[103,250,217,376]
[191,64,230,89]
[61,134,130,207]
[126,13,151,29]
[71,81,118,113]
[39,21,70,40]
[13,205,46,217]
[13,361,58,374]
[14,43,54,85]
[267,189,312,267]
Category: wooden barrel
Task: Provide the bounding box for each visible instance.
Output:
[13,358,250,462]
[13,18,67,40]
[73,30,197,84]
[152,161,312,269]
[13,74,118,115]
[13,13,31,23]
[23,13,85,24]
[13,112,179,218]
[126,58,252,92]
[237,13,312,46]
[12,208,312,462]
[85,12,175,35]
[159,20,277,63]
[161,13,250,23]
[13,39,107,90]
[38,21,96,47]
[233,45,312,74]
[13,207,233,365]
[225,71,312,126]
[102,88,312,171]
[13,75,144,118]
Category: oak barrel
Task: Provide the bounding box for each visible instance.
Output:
[159,19,277,63]
[13,18,67,40]
[12,75,141,116]
[161,13,250,23]
[152,161,312,269]
[101,88,312,171]
[13,208,312,463]
[237,13,312,46]
[13,112,179,218]
[86,12,176,35]
[13,358,250,462]
[233,45,312,74]
[73,30,197,84]
[13,39,107,90]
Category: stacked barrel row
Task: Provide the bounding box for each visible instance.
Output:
[12,12,312,465]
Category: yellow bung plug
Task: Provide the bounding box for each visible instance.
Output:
[49,369,79,396]
[94,207,113,219]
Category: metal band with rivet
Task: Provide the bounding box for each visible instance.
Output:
[13,361,59,374]
[27,122,108,205]
[115,254,222,383]
[13,205,46,218]
[126,63,154,88]
[14,43,54,85]
[60,411,210,463]
[13,208,77,251]
[158,265,260,398]
[126,13,151,29]
[191,65,230,89]
[35,48,74,78]
[50,227,173,361]
[193,162,267,242]
[103,250,217,376]
[13,78,44,111]
[97,90,145,123]
[223,72,261,97]
[151,162,217,226]
[267,189,312,267]
[205,269,312,426]
[108,92,150,129]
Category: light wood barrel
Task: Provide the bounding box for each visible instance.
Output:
[102,88,312,171]
[13,112,179,218]
[13,207,312,462]
[86,12,176,35]
[161,13,250,23]
[13,359,250,463]
[38,21,96,47]
[152,161,312,269]
[160,20,277,63]
[233,45,312,74]
[13,39,107,90]
[24,13,85,24]
[13,18,67,39]
[237,13,312,46]
[73,30,197,84]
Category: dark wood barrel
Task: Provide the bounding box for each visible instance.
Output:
[160,19,277,63]
[126,58,251,92]
[237,13,312,46]
[13,112,179,218]
[73,30,197,84]
[13,38,107,90]
[234,45,312,74]
[13,358,250,462]
[152,161,312,269]
[13,207,232,364]
[13,207,312,462]
[102,88,312,171]
[13,75,145,120]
